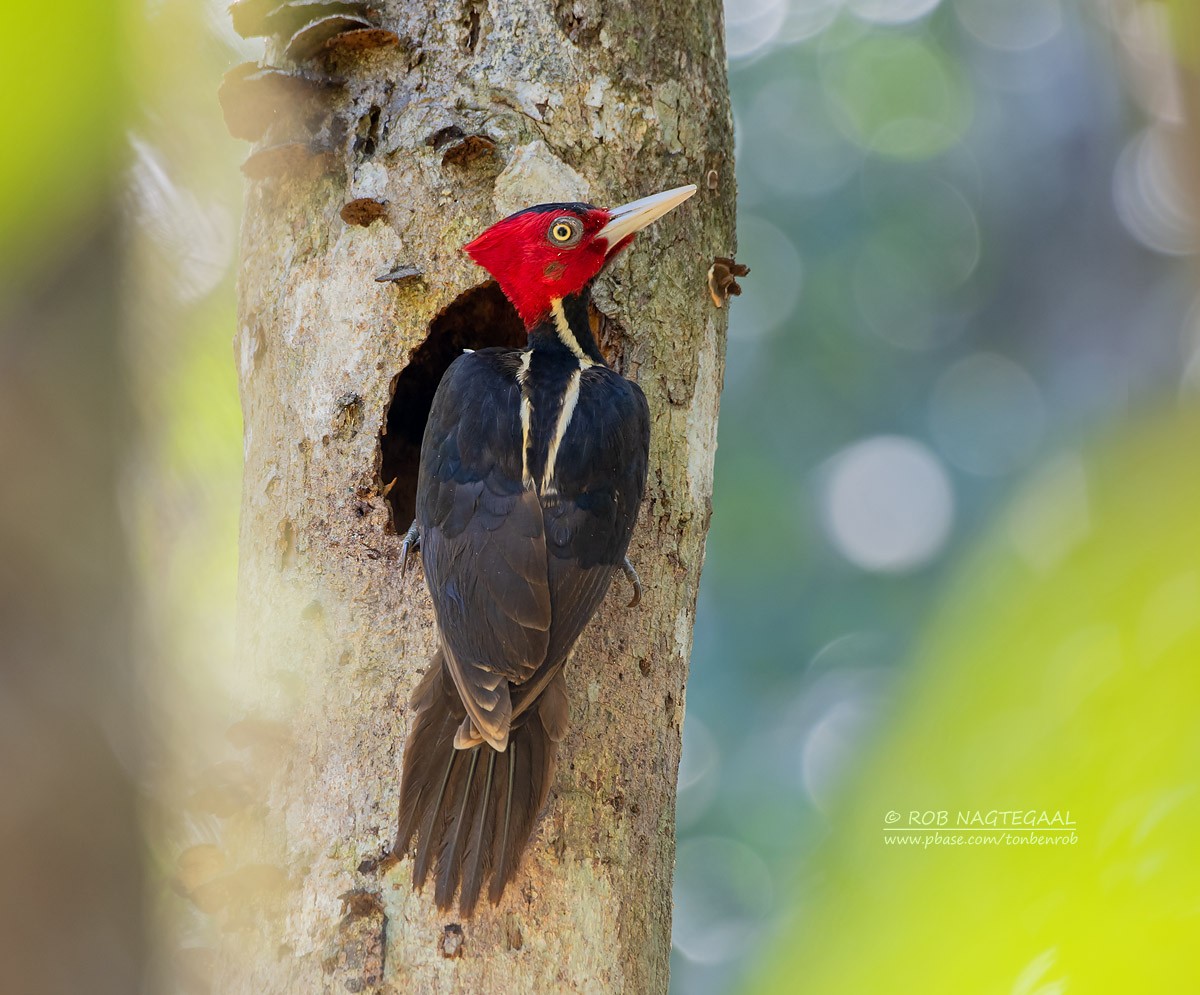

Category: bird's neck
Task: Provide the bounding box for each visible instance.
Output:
[527,286,607,367]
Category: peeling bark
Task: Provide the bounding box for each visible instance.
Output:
[212,1,734,991]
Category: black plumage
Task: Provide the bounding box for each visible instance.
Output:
[393,282,650,915]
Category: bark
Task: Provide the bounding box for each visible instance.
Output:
[213,2,733,991]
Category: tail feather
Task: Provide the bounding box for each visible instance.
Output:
[411,752,453,889]
[491,734,543,904]
[491,739,519,905]
[459,750,496,917]
[393,650,559,914]
[434,747,479,908]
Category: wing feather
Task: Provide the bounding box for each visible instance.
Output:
[415,351,650,753]
[417,351,552,750]
[540,368,651,662]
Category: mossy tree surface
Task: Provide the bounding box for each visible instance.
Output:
[215,1,734,992]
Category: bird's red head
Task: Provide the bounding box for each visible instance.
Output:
[464,185,697,328]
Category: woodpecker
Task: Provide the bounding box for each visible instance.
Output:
[392,184,697,914]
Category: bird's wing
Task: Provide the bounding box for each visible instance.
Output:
[539,367,651,667]
[417,349,552,750]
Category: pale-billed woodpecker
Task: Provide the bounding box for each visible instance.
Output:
[392,184,697,914]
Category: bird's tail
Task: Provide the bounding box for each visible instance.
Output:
[393,649,562,915]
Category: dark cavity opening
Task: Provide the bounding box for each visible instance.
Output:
[463,4,482,53]
[379,281,525,530]
[353,105,382,159]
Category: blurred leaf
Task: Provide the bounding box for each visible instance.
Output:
[745,405,1200,994]
[0,3,125,275]
[1166,0,1200,69]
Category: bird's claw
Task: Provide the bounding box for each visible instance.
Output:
[621,556,642,609]
[400,520,421,576]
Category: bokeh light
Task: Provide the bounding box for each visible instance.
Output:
[846,0,942,27]
[778,0,843,44]
[800,686,879,811]
[821,33,972,160]
[928,352,1046,476]
[676,715,721,827]
[953,0,1064,51]
[1113,124,1196,255]
[672,836,775,966]
[853,174,980,350]
[726,0,790,60]
[744,77,860,201]
[1005,451,1091,573]
[820,435,955,572]
[728,214,805,338]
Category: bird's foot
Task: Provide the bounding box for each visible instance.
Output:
[621,556,643,608]
[400,520,421,576]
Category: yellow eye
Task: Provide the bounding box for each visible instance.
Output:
[548,216,582,246]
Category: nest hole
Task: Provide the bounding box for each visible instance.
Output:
[354,104,382,159]
[379,282,525,529]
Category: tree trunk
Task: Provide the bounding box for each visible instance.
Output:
[214,2,733,991]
